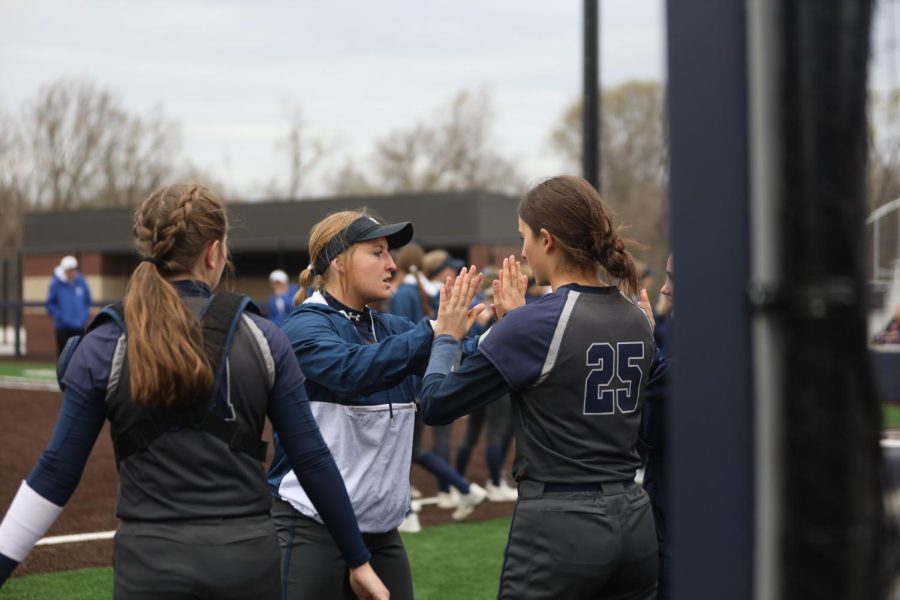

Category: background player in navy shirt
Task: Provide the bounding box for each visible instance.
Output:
[0,184,387,600]
[420,175,658,599]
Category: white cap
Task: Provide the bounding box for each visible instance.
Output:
[269,269,288,284]
[60,256,78,271]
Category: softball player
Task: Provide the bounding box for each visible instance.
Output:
[0,185,387,600]
[420,175,658,599]
[267,209,483,600]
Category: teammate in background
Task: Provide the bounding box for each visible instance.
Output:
[46,255,92,356]
[640,253,673,599]
[268,269,299,327]
[421,249,465,505]
[0,185,387,600]
[389,243,487,522]
[420,175,658,599]
[268,210,484,600]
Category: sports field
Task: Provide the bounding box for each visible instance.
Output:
[0,363,518,597]
[0,516,512,599]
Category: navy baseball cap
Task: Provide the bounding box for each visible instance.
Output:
[314,216,413,275]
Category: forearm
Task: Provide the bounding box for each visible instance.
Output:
[0,481,65,585]
[294,318,433,395]
[420,336,510,425]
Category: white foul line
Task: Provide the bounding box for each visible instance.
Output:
[36,531,116,546]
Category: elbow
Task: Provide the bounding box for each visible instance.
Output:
[419,396,451,426]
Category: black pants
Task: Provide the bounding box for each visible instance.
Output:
[498,481,658,600]
[271,497,414,600]
[113,515,280,600]
[55,327,83,357]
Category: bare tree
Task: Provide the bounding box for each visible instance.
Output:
[371,88,522,194]
[20,79,181,211]
[273,106,327,199]
[0,110,27,250]
[548,80,668,287]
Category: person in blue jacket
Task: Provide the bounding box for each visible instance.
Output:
[0,184,388,600]
[46,255,92,356]
[268,209,484,600]
[267,269,299,327]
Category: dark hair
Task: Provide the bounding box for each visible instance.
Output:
[518,175,641,297]
[394,243,434,318]
[127,183,229,407]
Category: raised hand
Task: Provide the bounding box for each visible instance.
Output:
[491,255,527,320]
[349,562,390,600]
[432,266,486,341]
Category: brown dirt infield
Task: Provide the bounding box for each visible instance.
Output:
[0,387,515,576]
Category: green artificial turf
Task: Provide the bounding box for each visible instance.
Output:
[1,517,513,599]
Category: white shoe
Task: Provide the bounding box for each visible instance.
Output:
[398,512,422,533]
[411,486,422,499]
[436,490,457,509]
[486,479,518,502]
[452,483,487,521]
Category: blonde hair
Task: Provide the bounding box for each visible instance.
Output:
[126,183,228,408]
[294,209,371,306]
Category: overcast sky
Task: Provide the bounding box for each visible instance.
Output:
[1,1,895,199]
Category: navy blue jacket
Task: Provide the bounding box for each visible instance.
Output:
[268,292,434,533]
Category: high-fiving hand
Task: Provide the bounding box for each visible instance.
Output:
[491,255,527,320]
[432,266,486,341]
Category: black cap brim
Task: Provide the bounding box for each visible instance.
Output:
[357,221,414,250]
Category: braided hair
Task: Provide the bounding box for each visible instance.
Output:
[517,175,641,297]
[125,184,229,408]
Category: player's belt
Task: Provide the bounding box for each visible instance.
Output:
[519,480,635,498]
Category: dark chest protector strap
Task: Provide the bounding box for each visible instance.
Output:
[112,293,268,463]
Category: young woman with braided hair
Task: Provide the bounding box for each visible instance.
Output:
[0,184,388,600]
[268,209,484,600]
[420,175,658,599]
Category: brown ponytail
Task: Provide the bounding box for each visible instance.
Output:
[292,208,372,307]
[126,184,228,408]
[518,175,641,297]
[394,243,434,318]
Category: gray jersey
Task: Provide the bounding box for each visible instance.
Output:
[479,284,654,484]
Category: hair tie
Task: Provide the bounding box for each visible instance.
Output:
[409,265,418,273]
[140,256,160,267]
[307,264,316,274]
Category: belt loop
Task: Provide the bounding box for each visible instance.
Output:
[518,480,545,499]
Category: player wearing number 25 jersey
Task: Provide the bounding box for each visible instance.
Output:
[421,175,659,599]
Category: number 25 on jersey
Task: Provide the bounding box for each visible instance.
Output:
[583,342,645,415]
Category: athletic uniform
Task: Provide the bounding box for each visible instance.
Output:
[421,283,658,599]
[0,281,369,598]
[268,290,431,600]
